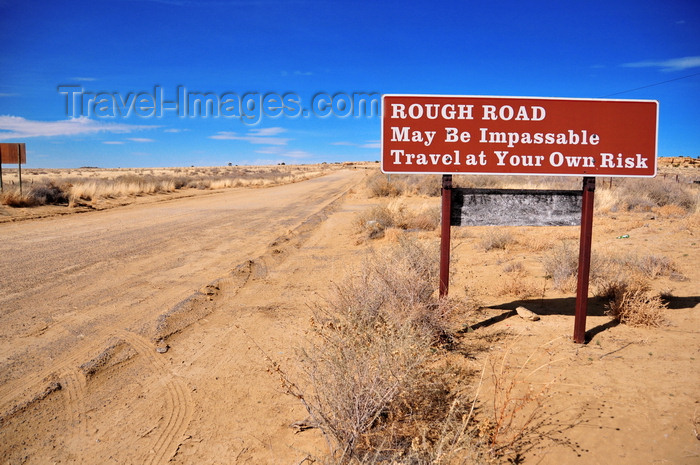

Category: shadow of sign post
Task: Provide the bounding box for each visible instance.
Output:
[382,94,658,344]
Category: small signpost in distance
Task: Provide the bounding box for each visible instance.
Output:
[381,94,659,343]
[0,143,27,194]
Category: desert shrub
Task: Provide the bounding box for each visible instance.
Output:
[356,201,440,239]
[292,239,471,461]
[0,182,69,207]
[1,190,39,207]
[355,205,396,239]
[497,271,541,298]
[478,228,516,251]
[540,242,579,291]
[402,174,442,196]
[603,279,667,327]
[366,172,404,197]
[601,177,697,213]
[23,182,69,205]
[482,342,563,458]
[605,253,679,280]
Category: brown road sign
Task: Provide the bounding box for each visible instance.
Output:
[382,94,658,177]
[0,143,27,164]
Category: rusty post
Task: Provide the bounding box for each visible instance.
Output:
[573,177,595,343]
[439,174,452,297]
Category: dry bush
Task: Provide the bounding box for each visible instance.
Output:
[606,252,679,280]
[502,262,524,274]
[365,171,442,198]
[291,239,475,462]
[497,271,541,299]
[0,182,70,207]
[478,228,516,252]
[356,201,440,240]
[655,204,688,217]
[366,172,404,197]
[539,241,582,292]
[481,341,565,459]
[401,174,442,196]
[1,190,38,207]
[599,177,697,213]
[603,279,668,327]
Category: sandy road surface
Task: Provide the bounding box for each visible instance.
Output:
[0,169,363,463]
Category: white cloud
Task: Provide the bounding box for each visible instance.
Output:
[70,77,97,82]
[103,141,124,145]
[249,127,286,136]
[332,140,381,149]
[281,150,311,159]
[255,148,310,159]
[209,127,289,145]
[623,56,700,72]
[127,137,154,142]
[0,115,157,141]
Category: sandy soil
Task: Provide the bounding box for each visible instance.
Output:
[0,167,698,464]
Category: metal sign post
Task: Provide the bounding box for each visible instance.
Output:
[573,177,596,343]
[439,174,452,297]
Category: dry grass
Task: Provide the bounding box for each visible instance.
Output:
[1,164,335,208]
[365,172,442,198]
[1,182,70,207]
[286,239,478,462]
[497,271,542,299]
[539,242,579,292]
[356,199,440,240]
[603,278,668,327]
[595,176,698,214]
[478,228,516,252]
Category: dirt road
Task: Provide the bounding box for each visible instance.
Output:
[0,169,364,464]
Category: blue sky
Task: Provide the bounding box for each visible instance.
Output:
[0,0,698,168]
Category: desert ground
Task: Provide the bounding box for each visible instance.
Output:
[0,159,698,464]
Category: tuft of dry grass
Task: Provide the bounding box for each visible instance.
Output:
[540,242,579,292]
[1,182,70,207]
[603,278,668,327]
[356,200,440,240]
[478,228,516,252]
[497,271,542,299]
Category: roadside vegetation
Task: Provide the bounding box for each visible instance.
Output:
[282,163,698,463]
[0,163,352,208]
[281,239,560,464]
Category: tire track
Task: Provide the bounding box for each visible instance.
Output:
[119,331,193,465]
[60,369,89,443]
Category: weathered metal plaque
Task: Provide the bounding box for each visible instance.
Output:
[451,188,582,226]
[0,143,26,164]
